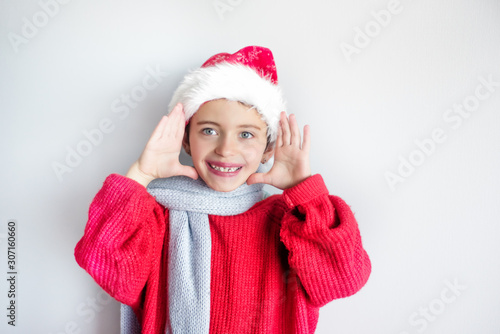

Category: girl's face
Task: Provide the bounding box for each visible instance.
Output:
[183,99,274,192]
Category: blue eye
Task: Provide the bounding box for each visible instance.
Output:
[240,131,254,139]
[202,128,217,135]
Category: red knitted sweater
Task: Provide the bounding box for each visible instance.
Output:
[74,173,371,334]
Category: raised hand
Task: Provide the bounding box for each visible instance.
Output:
[126,103,198,187]
[247,111,311,190]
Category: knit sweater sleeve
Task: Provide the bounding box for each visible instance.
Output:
[74,174,167,307]
[279,174,371,307]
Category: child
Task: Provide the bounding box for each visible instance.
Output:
[75,46,371,334]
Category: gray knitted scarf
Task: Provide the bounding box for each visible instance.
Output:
[121,175,264,334]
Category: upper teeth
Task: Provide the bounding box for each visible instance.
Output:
[210,164,240,172]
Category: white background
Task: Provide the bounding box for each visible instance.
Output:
[1,0,499,333]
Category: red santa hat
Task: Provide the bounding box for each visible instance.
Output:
[168,46,286,144]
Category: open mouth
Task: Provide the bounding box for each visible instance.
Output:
[208,163,242,173]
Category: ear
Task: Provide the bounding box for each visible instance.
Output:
[261,143,275,164]
[182,130,191,156]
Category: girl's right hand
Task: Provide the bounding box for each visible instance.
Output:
[126,103,198,187]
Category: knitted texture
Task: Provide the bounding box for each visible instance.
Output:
[75,174,371,334]
[150,176,263,334]
[121,303,141,334]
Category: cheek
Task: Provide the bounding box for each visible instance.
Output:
[188,147,206,168]
[188,136,209,160]
[242,144,266,165]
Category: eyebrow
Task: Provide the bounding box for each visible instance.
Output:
[195,121,262,131]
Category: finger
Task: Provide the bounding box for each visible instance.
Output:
[247,172,272,186]
[280,112,291,145]
[289,114,301,147]
[302,124,311,152]
[165,105,185,141]
[276,125,283,148]
[165,104,181,131]
[178,165,199,180]
[173,103,186,139]
[149,115,169,142]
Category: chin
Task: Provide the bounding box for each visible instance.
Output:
[205,180,242,192]
[198,173,245,192]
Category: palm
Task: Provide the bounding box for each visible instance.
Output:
[137,103,198,180]
[247,112,311,190]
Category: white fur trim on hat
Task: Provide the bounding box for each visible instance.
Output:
[168,62,286,144]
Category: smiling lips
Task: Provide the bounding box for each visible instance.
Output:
[206,161,243,176]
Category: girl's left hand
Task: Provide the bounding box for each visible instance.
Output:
[247,111,311,190]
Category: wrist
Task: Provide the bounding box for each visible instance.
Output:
[284,164,311,189]
[283,173,311,190]
[126,161,155,188]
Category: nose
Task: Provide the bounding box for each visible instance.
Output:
[215,135,238,157]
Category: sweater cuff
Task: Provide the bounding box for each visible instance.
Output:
[282,174,329,209]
